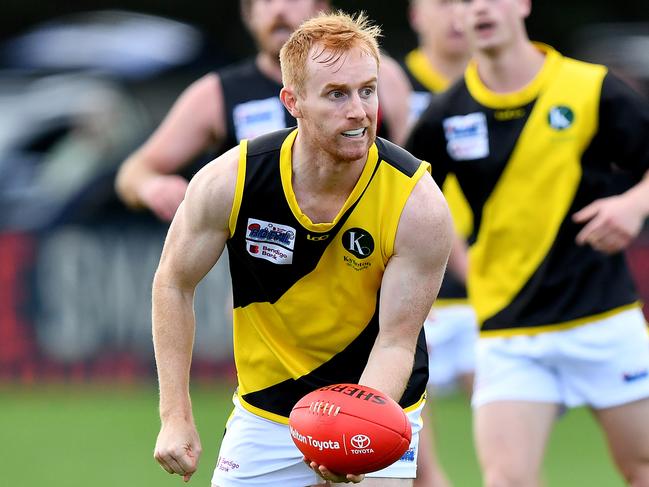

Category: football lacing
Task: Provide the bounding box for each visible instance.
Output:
[308,401,341,416]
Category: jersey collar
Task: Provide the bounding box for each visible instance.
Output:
[465,43,562,109]
[279,128,379,231]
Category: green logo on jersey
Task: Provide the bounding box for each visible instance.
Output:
[548,106,574,130]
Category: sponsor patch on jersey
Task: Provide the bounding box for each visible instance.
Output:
[547,105,574,130]
[623,369,648,383]
[342,228,374,259]
[399,448,416,463]
[233,97,286,141]
[443,112,489,160]
[341,228,374,271]
[246,218,295,264]
[217,456,240,473]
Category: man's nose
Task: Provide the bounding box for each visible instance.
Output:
[346,93,366,119]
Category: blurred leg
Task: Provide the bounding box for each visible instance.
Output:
[458,371,474,399]
[474,401,558,487]
[593,398,649,487]
[414,403,452,487]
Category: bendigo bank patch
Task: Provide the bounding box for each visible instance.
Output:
[246,218,296,265]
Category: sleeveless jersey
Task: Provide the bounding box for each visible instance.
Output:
[226,128,430,423]
[219,58,295,152]
[403,48,473,303]
[407,44,649,335]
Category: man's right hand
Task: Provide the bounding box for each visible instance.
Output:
[138,175,189,222]
[154,418,202,482]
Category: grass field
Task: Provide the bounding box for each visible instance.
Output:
[0,383,626,486]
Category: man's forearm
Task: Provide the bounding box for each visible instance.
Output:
[359,341,416,403]
[115,153,154,209]
[153,282,197,421]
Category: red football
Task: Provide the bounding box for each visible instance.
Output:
[288,383,412,475]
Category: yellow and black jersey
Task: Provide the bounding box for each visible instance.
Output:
[403,48,473,304]
[225,128,430,423]
[406,43,649,336]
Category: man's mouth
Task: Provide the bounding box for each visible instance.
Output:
[475,21,495,33]
[270,24,292,36]
[341,128,366,138]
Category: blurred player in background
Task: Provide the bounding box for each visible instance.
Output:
[114,0,412,222]
[406,0,649,486]
[404,1,474,485]
[151,11,453,486]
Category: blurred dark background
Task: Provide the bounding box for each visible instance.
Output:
[2,0,648,58]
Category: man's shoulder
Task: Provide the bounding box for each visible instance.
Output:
[246,128,295,157]
[216,58,260,82]
[430,78,470,113]
[375,137,423,177]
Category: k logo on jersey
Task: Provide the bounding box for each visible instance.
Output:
[548,106,574,130]
[342,228,374,259]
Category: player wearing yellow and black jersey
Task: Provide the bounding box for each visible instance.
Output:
[227,128,433,423]
[152,13,453,486]
[406,1,649,486]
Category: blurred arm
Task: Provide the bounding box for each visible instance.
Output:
[151,146,238,480]
[378,53,413,145]
[573,74,649,254]
[574,169,649,254]
[115,73,227,220]
[360,173,453,401]
[447,233,469,284]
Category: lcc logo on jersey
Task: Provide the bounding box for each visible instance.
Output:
[342,228,374,259]
[548,106,574,130]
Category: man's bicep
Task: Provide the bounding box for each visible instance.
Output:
[155,202,227,291]
[380,177,453,334]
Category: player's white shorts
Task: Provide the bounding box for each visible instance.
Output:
[211,396,425,486]
[425,303,478,390]
[472,307,649,409]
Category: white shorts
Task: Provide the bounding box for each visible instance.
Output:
[425,304,478,390]
[472,307,649,409]
[211,396,425,486]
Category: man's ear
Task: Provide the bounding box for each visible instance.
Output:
[280,87,302,118]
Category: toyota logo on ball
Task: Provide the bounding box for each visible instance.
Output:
[350,434,371,449]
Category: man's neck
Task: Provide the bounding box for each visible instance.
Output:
[256,52,283,84]
[422,45,469,84]
[292,135,366,194]
[474,41,545,93]
[290,133,367,223]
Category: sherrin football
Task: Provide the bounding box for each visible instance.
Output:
[288,383,412,475]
